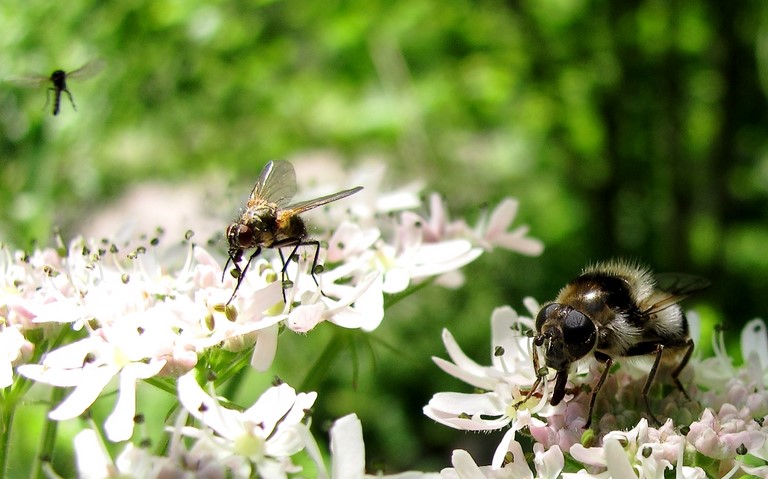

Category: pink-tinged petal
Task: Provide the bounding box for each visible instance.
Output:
[604,439,636,478]
[288,303,326,333]
[331,414,366,479]
[49,364,118,420]
[533,444,565,479]
[485,198,519,238]
[251,323,279,371]
[490,231,544,256]
[411,241,482,276]
[739,464,768,478]
[570,444,607,468]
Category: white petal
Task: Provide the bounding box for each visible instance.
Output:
[251,323,279,371]
[604,439,635,478]
[105,369,140,441]
[177,372,241,439]
[432,357,496,391]
[440,329,491,380]
[74,429,111,479]
[0,360,12,389]
[485,198,519,237]
[447,450,486,479]
[741,319,768,367]
[534,444,564,479]
[49,364,118,420]
[245,383,297,434]
[492,434,532,478]
[383,267,410,293]
[331,414,366,479]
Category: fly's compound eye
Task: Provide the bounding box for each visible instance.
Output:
[536,303,560,331]
[227,224,254,249]
[561,309,597,359]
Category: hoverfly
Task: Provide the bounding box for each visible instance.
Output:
[225,160,363,304]
[12,59,104,116]
[526,259,709,428]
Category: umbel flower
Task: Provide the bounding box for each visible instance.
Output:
[425,305,768,478]
[1,161,543,478]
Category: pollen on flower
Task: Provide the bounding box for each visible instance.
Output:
[508,391,539,419]
[233,432,265,459]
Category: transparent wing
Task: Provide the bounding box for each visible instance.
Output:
[7,73,51,89]
[66,59,105,81]
[247,160,298,208]
[642,273,710,316]
[284,186,363,215]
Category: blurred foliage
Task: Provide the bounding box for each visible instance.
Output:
[2,0,768,475]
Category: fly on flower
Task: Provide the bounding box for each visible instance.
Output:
[225,160,363,304]
[12,59,105,116]
[524,259,709,428]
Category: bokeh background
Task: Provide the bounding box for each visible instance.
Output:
[2,0,768,475]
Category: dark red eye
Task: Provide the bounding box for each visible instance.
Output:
[227,224,254,249]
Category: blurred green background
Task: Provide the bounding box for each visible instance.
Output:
[2,0,768,475]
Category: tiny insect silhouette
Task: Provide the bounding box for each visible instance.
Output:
[224,160,363,304]
[13,60,104,116]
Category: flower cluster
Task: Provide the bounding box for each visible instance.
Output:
[0,162,543,477]
[424,305,768,478]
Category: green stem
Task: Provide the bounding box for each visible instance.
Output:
[383,278,435,309]
[300,330,346,392]
[0,394,15,479]
[31,387,65,479]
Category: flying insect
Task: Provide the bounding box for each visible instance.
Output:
[528,259,709,428]
[225,160,363,304]
[12,60,104,116]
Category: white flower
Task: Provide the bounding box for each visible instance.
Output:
[424,306,545,431]
[177,372,317,477]
[471,198,544,256]
[327,413,441,479]
[0,324,32,388]
[18,324,167,441]
[440,440,563,479]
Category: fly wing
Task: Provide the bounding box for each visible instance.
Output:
[7,73,50,89]
[641,273,710,316]
[247,160,298,208]
[66,59,105,81]
[284,186,363,215]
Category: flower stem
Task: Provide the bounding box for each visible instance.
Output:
[31,386,65,479]
[0,395,15,479]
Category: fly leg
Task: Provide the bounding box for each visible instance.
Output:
[226,247,261,305]
[585,356,613,429]
[277,240,327,301]
[277,244,301,302]
[63,88,77,112]
[671,338,695,400]
[641,345,665,426]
